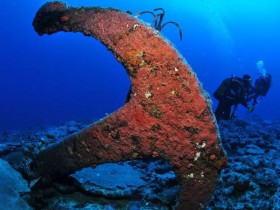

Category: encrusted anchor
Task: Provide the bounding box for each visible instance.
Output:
[31,2,226,209]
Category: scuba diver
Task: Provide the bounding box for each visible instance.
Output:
[213,74,254,121]
[247,60,272,106]
[248,74,272,106]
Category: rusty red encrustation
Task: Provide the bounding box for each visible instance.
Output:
[32,2,227,209]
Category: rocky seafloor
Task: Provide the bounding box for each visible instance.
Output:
[0,116,279,209]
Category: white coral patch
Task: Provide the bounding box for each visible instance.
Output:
[194,152,201,161]
[187,173,194,178]
[145,91,152,99]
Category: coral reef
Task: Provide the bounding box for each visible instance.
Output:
[31,2,226,209]
[1,117,279,209]
[207,118,280,209]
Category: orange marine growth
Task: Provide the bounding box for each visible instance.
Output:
[60,15,69,22]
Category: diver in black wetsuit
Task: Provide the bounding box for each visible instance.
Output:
[247,60,272,107]
[213,74,254,121]
[247,73,272,106]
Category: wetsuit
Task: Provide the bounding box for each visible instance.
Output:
[214,77,251,121]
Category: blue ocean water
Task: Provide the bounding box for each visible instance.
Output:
[1,0,280,131]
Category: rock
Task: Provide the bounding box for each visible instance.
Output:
[127,201,141,210]
[71,163,146,197]
[245,145,265,155]
[271,187,280,210]
[0,159,30,210]
[255,168,279,187]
